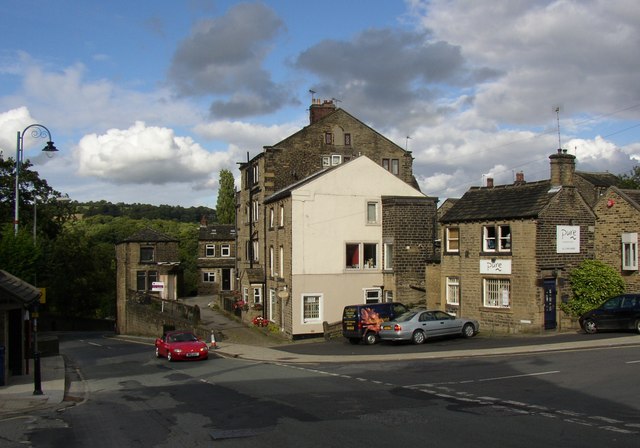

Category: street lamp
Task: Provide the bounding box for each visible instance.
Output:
[14,124,58,236]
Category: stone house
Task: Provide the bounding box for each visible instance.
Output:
[438,149,597,333]
[262,156,435,338]
[235,99,421,336]
[115,228,182,335]
[594,186,640,292]
[196,221,236,296]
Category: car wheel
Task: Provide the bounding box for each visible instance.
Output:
[635,319,640,334]
[167,351,173,362]
[364,332,378,345]
[411,330,426,345]
[583,319,598,334]
[155,347,161,358]
[348,338,360,345]
[462,323,475,338]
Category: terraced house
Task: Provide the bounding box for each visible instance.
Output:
[236,99,436,338]
[437,149,621,333]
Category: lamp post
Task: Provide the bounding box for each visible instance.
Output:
[14,124,58,236]
[15,124,58,396]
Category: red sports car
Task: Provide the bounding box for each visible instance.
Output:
[155,330,209,361]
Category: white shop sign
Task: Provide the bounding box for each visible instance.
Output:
[557,225,580,253]
[480,259,512,274]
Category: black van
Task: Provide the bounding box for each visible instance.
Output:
[342,302,408,345]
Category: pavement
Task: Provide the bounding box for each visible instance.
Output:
[1,294,639,419]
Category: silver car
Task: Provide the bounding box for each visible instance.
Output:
[378,309,479,344]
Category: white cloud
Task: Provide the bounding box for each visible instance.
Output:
[76,121,235,186]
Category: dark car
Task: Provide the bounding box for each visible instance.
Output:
[342,302,408,345]
[579,294,640,334]
[155,330,209,361]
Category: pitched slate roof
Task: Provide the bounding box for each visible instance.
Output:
[618,188,640,210]
[575,171,620,187]
[120,228,178,243]
[440,180,558,223]
[198,224,236,241]
[0,270,40,306]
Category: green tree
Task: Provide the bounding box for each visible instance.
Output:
[617,166,640,189]
[0,224,40,283]
[215,169,236,224]
[561,259,625,318]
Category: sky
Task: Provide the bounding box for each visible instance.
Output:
[1,0,639,209]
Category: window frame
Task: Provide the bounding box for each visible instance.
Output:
[205,244,215,257]
[383,242,393,270]
[445,227,460,253]
[325,132,333,144]
[253,286,262,304]
[622,233,638,271]
[269,246,274,277]
[344,133,351,145]
[364,288,382,304]
[446,276,460,305]
[366,201,379,225]
[302,294,322,323]
[483,278,511,308]
[269,208,274,229]
[391,159,399,175]
[203,271,216,283]
[345,242,378,270]
[221,244,231,257]
[331,154,342,166]
[140,246,155,263]
[279,205,285,227]
[483,225,511,253]
[279,245,284,278]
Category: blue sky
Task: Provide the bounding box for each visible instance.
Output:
[1,0,639,208]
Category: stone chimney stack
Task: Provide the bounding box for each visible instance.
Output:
[549,148,576,187]
[486,177,494,188]
[514,171,525,184]
[309,99,336,124]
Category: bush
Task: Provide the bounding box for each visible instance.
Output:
[561,259,625,318]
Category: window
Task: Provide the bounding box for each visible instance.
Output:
[391,159,399,175]
[221,244,230,257]
[302,294,321,322]
[252,240,259,262]
[203,272,216,283]
[322,156,330,167]
[245,204,250,223]
[344,133,351,145]
[205,244,215,257]
[364,288,382,304]
[269,289,276,322]
[346,243,378,269]
[384,243,393,270]
[269,208,274,229]
[483,225,511,252]
[253,286,262,304]
[279,245,284,278]
[252,164,259,184]
[279,205,285,227]
[136,270,158,291]
[140,246,154,263]
[384,290,394,303]
[446,277,460,305]
[366,201,378,224]
[382,158,390,170]
[622,233,638,271]
[331,154,342,166]
[483,278,510,308]
[269,246,274,277]
[325,132,333,144]
[446,228,459,253]
[252,199,259,222]
[243,287,249,302]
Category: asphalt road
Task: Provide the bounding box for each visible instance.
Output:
[5,332,637,448]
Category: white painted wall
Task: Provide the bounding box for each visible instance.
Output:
[289,156,425,335]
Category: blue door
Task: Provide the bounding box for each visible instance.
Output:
[543,279,557,330]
